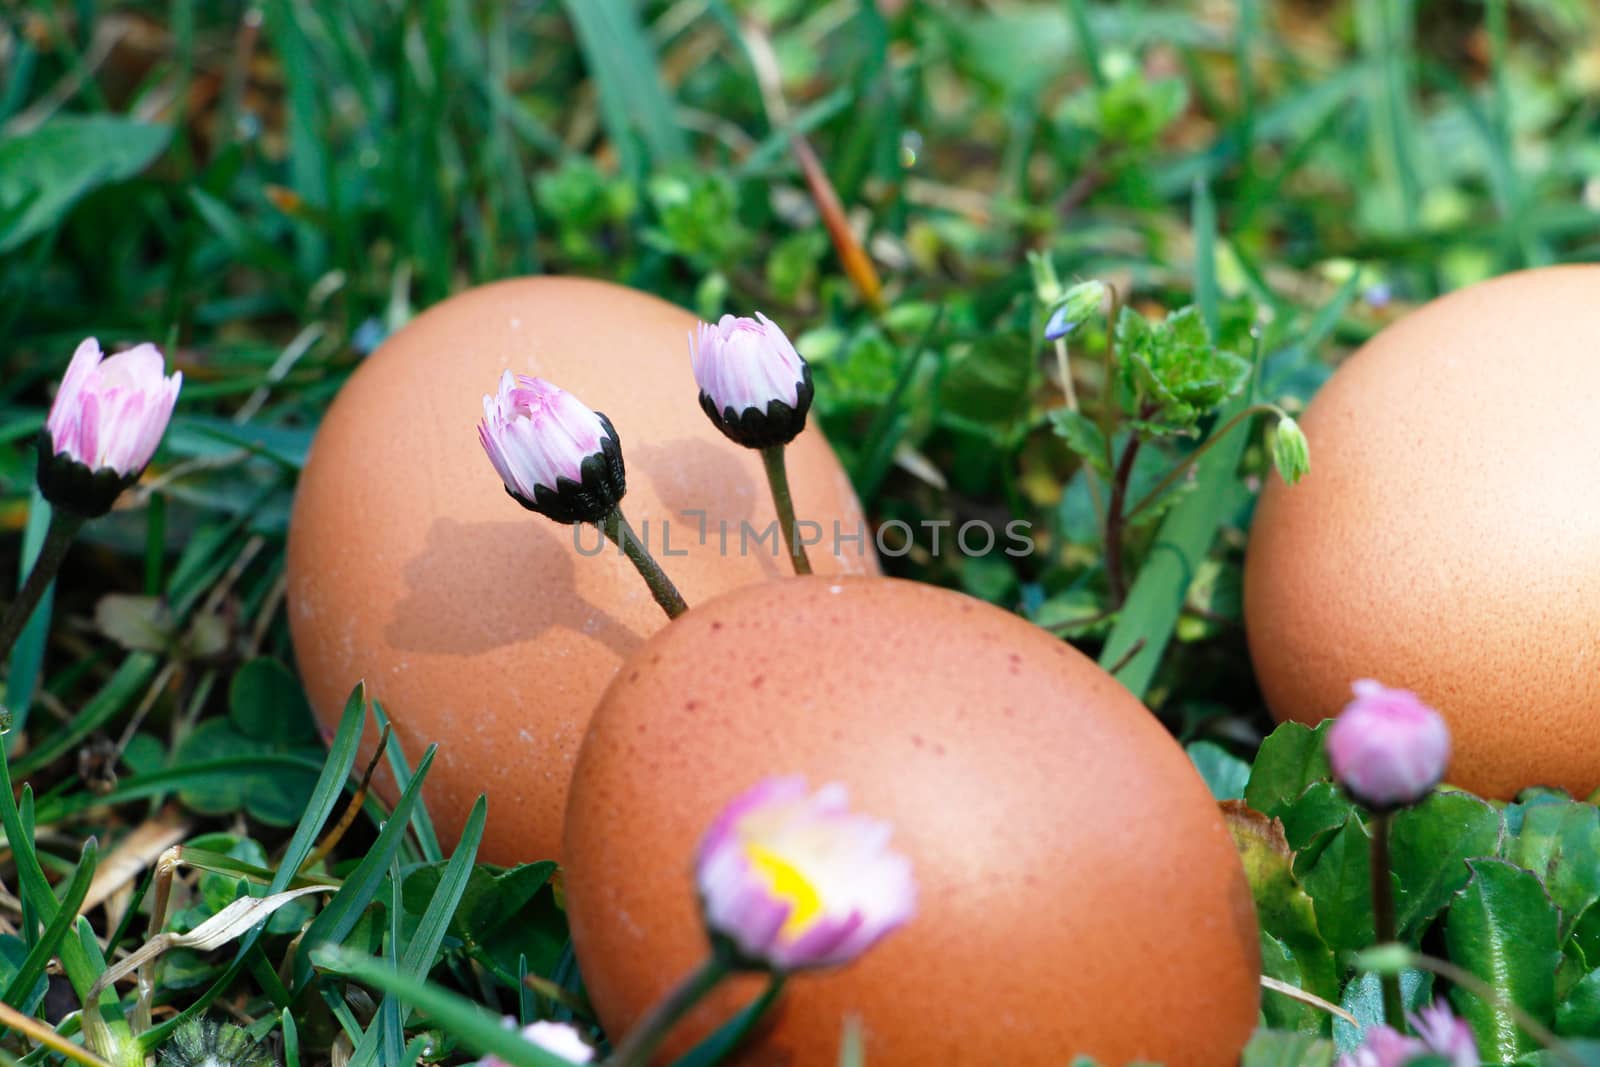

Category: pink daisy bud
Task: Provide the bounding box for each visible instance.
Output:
[1336,1026,1428,1067]
[38,338,183,517]
[695,777,916,973]
[477,373,625,525]
[480,1021,595,1065]
[690,313,813,449]
[1327,680,1452,810]
[1336,1002,1479,1067]
[1408,1001,1478,1067]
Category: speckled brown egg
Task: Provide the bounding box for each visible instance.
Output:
[286,277,875,864]
[1246,265,1600,799]
[563,576,1261,1066]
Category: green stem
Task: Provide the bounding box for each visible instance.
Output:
[0,508,85,668]
[605,955,732,1067]
[601,509,688,619]
[1122,402,1290,522]
[1370,810,1404,1032]
[760,445,812,576]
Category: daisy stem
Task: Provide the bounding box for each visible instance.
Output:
[0,508,85,667]
[1369,810,1405,1032]
[760,445,812,575]
[606,955,732,1067]
[602,509,689,619]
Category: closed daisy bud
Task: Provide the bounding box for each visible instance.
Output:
[1327,680,1452,810]
[478,373,625,525]
[38,338,182,518]
[1335,1001,1478,1067]
[690,313,814,449]
[695,777,915,973]
[1408,1001,1478,1067]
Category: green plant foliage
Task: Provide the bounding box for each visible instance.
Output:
[1390,792,1506,940]
[1113,306,1251,435]
[4,0,1600,1062]
[0,116,172,252]
[175,658,322,825]
[1445,860,1561,1062]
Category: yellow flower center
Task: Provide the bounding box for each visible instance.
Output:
[746,843,823,938]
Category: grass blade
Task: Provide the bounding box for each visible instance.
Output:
[558,0,685,179]
[2,838,97,1009]
[0,752,121,1023]
[374,700,441,864]
[138,684,370,1052]
[348,796,487,1067]
[291,745,438,991]
[13,654,159,777]
[316,948,579,1067]
[281,1010,301,1067]
[4,491,55,743]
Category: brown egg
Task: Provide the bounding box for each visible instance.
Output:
[286,277,875,864]
[564,576,1261,1066]
[1246,265,1600,799]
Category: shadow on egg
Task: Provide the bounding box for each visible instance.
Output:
[383,517,647,657]
[629,437,758,518]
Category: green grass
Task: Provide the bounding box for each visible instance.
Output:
[2,0,1600,1064]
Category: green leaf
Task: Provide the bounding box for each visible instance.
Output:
[939,336,1034,426]
[1517,1040,1600,1066]
[1049,409,1112,479]
[173,717,319,826]
[1299,816,1374,955]
[1559,968,1600,1038]
[0,115,171,251]
[1511,801,1600,941]
[1258,935,1325,1033]
[1334,969,1433,1053]
[1245,721,1335,818]
[229,658,317,744]
[1391,792,1505,940]
[1445,859,1561,1061]
[402,859,557,945]
[1278,781,1357,857]
[1224,803,1340,1013]
[1188,741,1250,801]
[1241,1028,1336,1067]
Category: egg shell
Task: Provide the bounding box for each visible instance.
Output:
[286,277,875,864]
[1245,265,1600,799]
[563,575,1261,1066]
